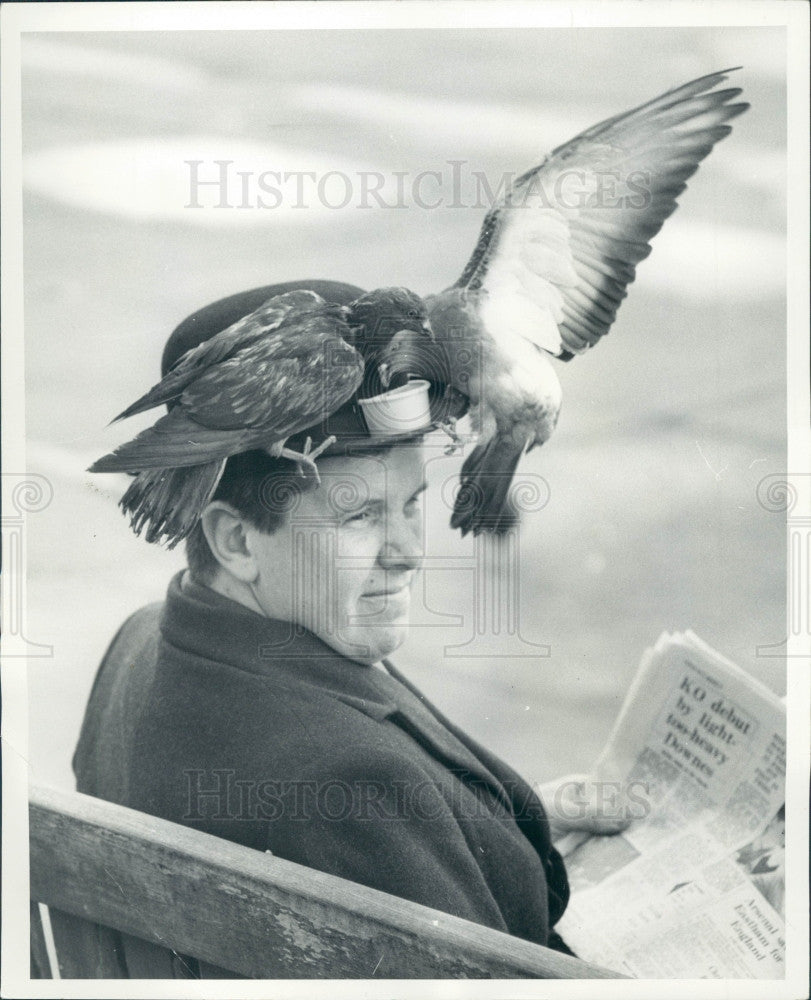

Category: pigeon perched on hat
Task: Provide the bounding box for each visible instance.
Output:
[89,280,461,546]
[91,69,748,542]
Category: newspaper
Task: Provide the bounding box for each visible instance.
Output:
[554,631,786,979]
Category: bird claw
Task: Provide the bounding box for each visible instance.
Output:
[439,419,464,455]
[279,435,337,486]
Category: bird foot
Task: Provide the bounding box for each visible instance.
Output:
[279,435,337,486]
[438,419,465,455]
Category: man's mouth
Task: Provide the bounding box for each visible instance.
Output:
[362,581,411,598]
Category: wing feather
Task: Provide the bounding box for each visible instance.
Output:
[112,289,329,421]
[92,308,364,473]
[89,409,251,471]
[454,69,748,357]
[180,321,363,432]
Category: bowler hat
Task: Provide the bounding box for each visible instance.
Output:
[163,279,460,455]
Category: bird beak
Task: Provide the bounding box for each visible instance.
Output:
[379,328,450,386]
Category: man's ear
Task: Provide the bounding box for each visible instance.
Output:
[199,502,259,584]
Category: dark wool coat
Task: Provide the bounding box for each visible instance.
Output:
[73,572,571,952]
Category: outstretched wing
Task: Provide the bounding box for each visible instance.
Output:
[112,289,332,421]
[454,69,748,359]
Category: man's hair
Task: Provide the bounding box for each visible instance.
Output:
[186,450,308,583]
[186,443,399,583]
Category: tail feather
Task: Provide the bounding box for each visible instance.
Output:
[120,460,226,548]
[112,383,186,423]
[89,410,245,473]
[451,434,524,536]
[111,352,212,423]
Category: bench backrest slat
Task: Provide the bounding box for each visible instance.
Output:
[29,902,50,979]
[48,908,128,979]
[30,785,619,980]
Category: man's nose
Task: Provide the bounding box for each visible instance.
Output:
[378,514,423,571]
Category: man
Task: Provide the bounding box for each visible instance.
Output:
[74,280,621,974]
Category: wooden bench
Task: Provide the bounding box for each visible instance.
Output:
[29,784,620,980]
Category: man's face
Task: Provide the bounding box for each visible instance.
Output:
[247,443,427,664]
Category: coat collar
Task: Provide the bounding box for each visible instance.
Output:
[160,571,398,722]
[161,571,513,807]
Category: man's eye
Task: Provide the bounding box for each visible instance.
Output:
[405,496,423,515]
[345,509,372,525]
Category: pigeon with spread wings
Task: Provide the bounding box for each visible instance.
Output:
[89,287,433,547]
[383,69,749,535]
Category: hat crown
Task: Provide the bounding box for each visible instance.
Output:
[162,279,365,377]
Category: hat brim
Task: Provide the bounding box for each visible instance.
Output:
[283,393,453,456]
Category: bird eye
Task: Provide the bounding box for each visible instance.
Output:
[408,309,418,319]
